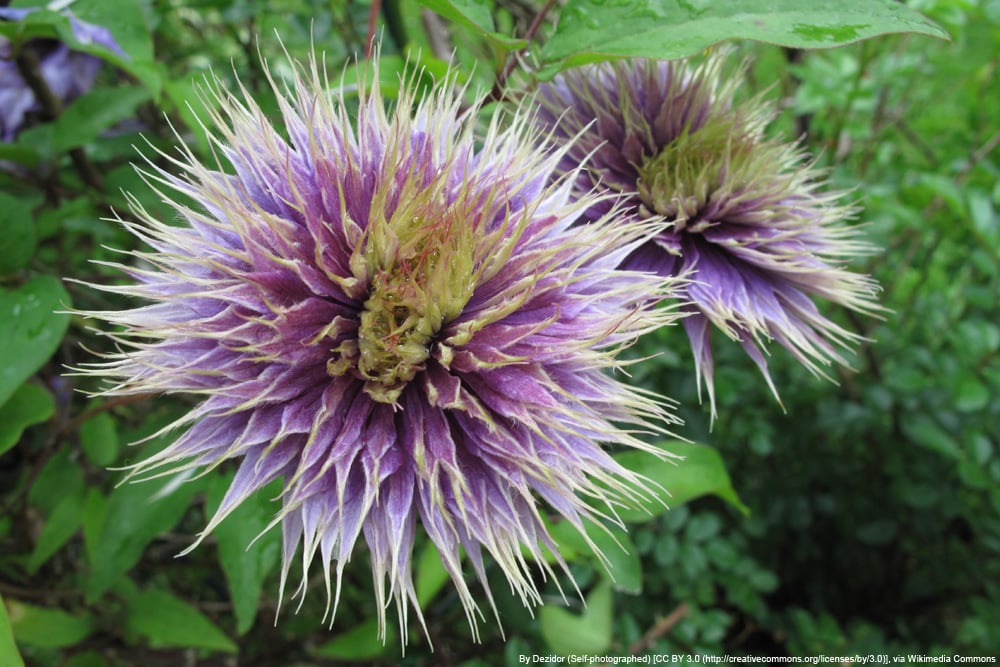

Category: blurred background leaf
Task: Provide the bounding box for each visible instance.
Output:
[124,588,237,653]
[0,276,69,407]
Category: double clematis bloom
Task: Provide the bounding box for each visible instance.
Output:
[533,55,881,417]
[0,5,123,140]
[77,57,683,640]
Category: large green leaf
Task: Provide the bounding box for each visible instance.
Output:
[81,488,108,567]
[0,275,70,409]
[416,0,527,49]
[549,520,642,594]
[206,473,281,635]
[542,0,948,68]
[53,86,150,153]
[28,446,85,515]
[415,538,450,607]
[0,594,25,667]
[0,7,71,41]
[6,599,93,649]
[313,618,396,660]
[125,589,237,654]
[0,143,41,168]
[614,441,748,521]
[68,0,154,62]
[0,193,35,276]
[0,382,54,456]
[79,411,120,467]
[539,579,614,656]
[26,489,85,574]
[85,471,205,601]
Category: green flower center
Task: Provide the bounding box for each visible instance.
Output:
[636,116,757,232]
[329,208,476,405]
[355,258,439,403]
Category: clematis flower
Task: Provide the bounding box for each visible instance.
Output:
[0,5,123,140]
[532,55,881,418]
[75,56,683,640]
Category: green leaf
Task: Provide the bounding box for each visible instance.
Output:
[81,488,108,567]
[614,441,748,521]
[0,143,41,168]
[0,594,26,667]
[26,490,85,574]
[415,0,527,49]
[415,538,451,607]
[855,519,897,545]
[4,1,160,96]
[125,589,237,654]
[29,446,84,515]
[539,579,614,656]
[11,125,54,162]
[918,172,966,217]
[587,525,642,595]
[0,192,36,275]
[0,275,71,408]
[954,376,990,412]
[542,0,948,68]
[85,471,205,601]
[52,86,150,153]
[969,434,993,467]
[314,618,396,659]
[69,0,154,62]
[968,189,998,242]
[80,412,119,467]
[903,417,961,460]
[0,8,72,42]
[206,473,281,635]
[685,512,723,542]
[6,599,93,648]
[66,651,111,667]
[549,520,642,594]
[0,382,54,456]
[952,320,1000,359]
[35,197,98,242]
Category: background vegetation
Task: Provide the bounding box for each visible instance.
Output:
[1,0,997,664]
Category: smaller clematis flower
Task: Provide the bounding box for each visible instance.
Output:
[532,55,882,419]
[0,5,124,140]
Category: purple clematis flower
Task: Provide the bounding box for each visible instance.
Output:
[0,5,123,140]
[532,55,882,418]
[76,57,683,640]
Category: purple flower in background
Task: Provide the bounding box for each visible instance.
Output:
[533,55,882,418]
[76,56,683,640]
[0,6,123,140]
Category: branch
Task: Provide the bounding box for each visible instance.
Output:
[422,9,452,62]
[366,0,382,59]
[629,602,690,654]
[14,45,105,192]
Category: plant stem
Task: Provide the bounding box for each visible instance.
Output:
[14,46,105,192]
[487,0,558,103]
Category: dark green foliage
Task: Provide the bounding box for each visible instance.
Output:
[2,0,994,665]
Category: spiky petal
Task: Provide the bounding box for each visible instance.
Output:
[533,55,882,418]
[74,55,684,641]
